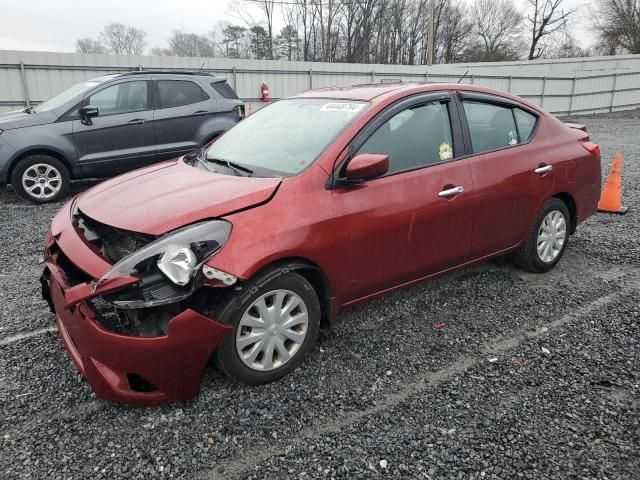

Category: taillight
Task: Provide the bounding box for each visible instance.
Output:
[582,141,600,157]
[233,105,245,120]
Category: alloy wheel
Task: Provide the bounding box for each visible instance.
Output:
[21,163,63,200]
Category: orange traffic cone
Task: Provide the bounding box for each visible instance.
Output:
[598,152,628,214]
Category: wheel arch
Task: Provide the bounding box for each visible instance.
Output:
[248,257,333,330]
[8,148,74,184]
[552,192,577,234]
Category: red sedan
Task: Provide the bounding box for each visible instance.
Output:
[41,83,601,405]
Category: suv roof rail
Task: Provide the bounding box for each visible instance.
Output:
[118,70,220,77]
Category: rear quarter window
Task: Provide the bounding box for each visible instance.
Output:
[514,108,538,141]
[211,81,239,99]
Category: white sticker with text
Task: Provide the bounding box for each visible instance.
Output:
[320,102,366,113]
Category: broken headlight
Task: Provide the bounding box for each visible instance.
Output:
[97,220,232,287]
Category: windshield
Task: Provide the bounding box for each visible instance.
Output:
[205,98,368,175]
[33,77,113,113]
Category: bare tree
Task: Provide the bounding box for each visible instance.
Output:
[469,0,524,61]
[247,0,276,59]
[76,38,107,54]
[437,0,472,63]
[99,23,148,55]
[158,31,216,57]
[526,0,575,59]
[592,0,640,54]
[221,25,249,58]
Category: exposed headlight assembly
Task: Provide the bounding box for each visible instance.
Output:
[97,220,232,287]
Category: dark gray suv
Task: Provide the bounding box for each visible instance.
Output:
[0,71,244,203]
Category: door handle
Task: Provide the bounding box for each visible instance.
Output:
[193,110,209,116]
[534,165,553,174]
[438,186,464,198]
[128,119,145,125]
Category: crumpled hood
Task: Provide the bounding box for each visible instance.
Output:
[0,110,57,130]
[77,159,282,235]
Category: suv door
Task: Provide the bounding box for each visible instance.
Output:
[457,92,553,258]
[153,79,214,160]
[72,80,155,176]
[333,93,474,303]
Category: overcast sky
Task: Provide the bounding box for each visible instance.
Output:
[0,0,594,54]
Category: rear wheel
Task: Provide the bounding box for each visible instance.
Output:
[513,198,570,273]
[11,155,70,204]
[213,271,320,385]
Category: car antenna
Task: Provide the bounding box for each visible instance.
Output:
[457,70,469,84]
[199,62,206,71]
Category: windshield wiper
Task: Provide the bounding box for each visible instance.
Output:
[184,148,213,172]
[23,106,34,114]
[207,157,254,177]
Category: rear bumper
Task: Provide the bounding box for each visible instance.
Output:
[42,200,231,406]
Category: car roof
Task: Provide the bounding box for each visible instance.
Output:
[293,82,411,101]
[113,71,227,81]
[293,82,544,112]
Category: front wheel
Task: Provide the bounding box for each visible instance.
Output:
[11,155,70,204]
[214,271,320,385]
[513,198,570,273]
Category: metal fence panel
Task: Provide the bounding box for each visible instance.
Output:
[0,50,638,115]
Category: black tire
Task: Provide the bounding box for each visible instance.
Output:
[513,198,571,273]
[213,271,320,385]
[11,155,70,204]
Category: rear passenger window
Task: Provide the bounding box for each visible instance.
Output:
[156,80,208,109]
[463,101,518,153]
[514,108,537,141]
[211,81,239,99]
[357,101,454,174]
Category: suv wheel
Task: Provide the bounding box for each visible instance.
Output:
[213,271,321,385]
[11,155,70,204]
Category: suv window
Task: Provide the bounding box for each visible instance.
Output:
[156,80,208,108]
[211,81,238,99]
[358,101,454,174]
[88,81,148,115]
[462,100,519,153]
[514,108,537,142]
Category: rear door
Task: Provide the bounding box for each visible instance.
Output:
[457,92,553,258]
[153,79,214,160]
[334,93,474,303]
[72,80,155,176]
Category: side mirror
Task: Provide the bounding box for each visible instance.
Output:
[344,153,389,183]
[79,105,99,125]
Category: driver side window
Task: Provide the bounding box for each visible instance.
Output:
[357,101,454,175]
[87,81,148,116]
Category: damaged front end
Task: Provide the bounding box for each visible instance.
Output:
[41,200,239,405]
[74,212,236,336]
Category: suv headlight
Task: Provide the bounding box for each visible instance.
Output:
[97,220,232,287]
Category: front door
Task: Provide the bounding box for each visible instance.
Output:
[334,95,474,304]
[73,80,155,177]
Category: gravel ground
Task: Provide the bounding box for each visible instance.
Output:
[0,110,639,479]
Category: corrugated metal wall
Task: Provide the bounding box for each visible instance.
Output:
[1,50,639,115]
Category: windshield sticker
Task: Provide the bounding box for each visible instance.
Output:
[320,102,366,113]
[439,142,453,161]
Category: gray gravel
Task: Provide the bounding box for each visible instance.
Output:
[0,110,639,479]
